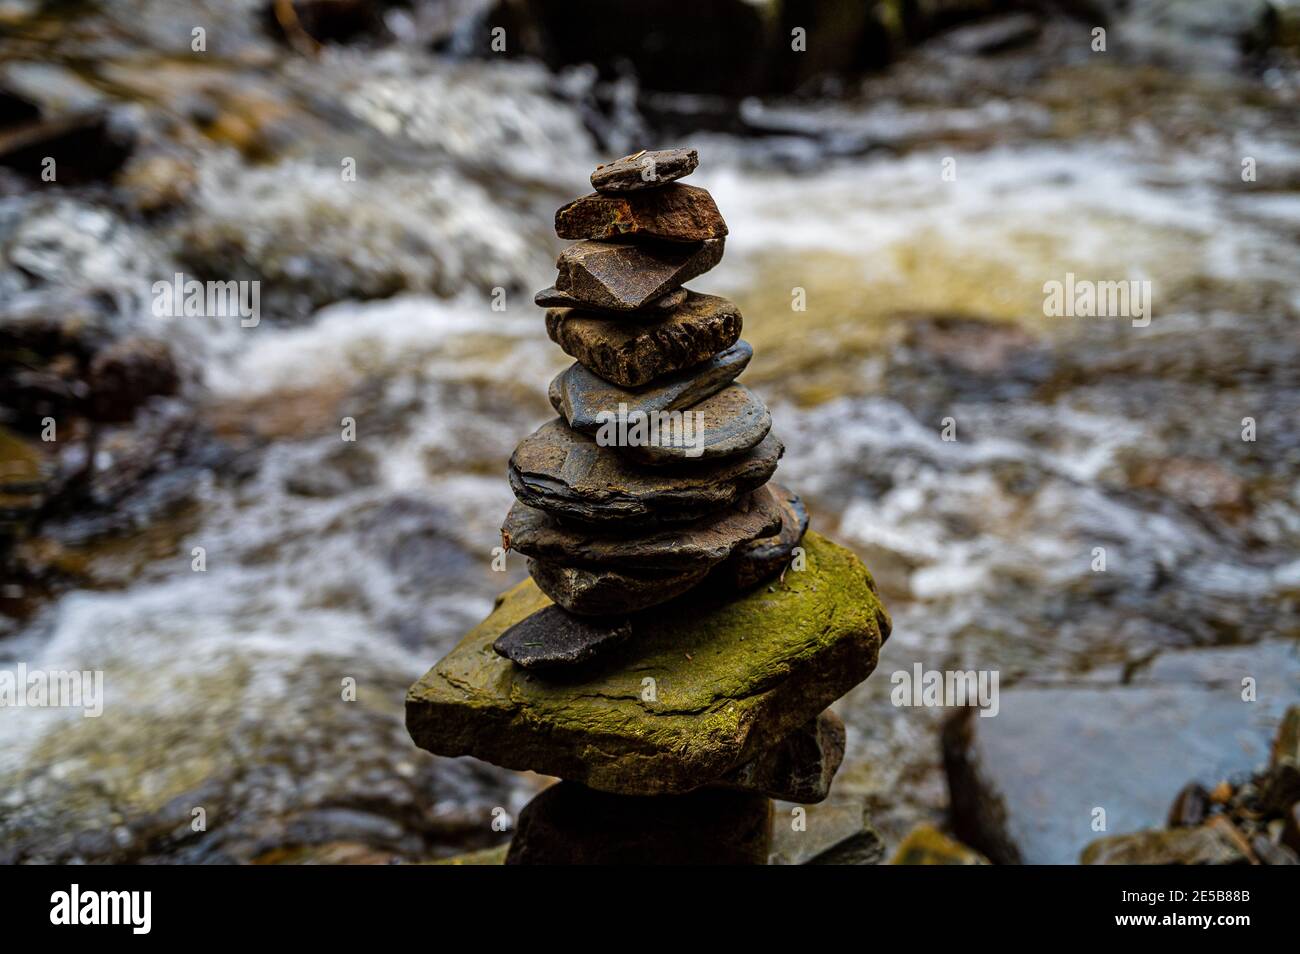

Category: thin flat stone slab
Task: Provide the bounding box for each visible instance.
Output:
[505,783,770,865]
[492,604,631,670]
[552,239,724,313]
[405,531,888,795]
[555,184,727,243]
[616,383,771,466]
[546,291,741,388]
[709,483,810,591]
[534,285,686,314]
[718,710,846,804]
[502,486,783,573]
[590,147,698,193]
[527,557,711,615]
[507,418,782,528]
[549,341,753,433]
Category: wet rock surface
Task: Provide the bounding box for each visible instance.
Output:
[545,290,742,388]
[552,238,725,312]
[589,147,699,192]
[507,419,782,528]
[719,710,846,804]
[492,604,632,670]
[616,383,771,466]
[555,184,726,243]
[549,340,753,433]
[526,556,712,615]
[709,483,810,592]
[533,285,686,313]
[502,486,783,572]
[406,532,887,795]
[506,782,771,865]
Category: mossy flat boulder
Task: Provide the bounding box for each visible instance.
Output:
[406,531,889,795]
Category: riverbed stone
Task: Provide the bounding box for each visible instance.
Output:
[405,531,887,795]
[527,557,711,615]
[546,291,741,388]
[505,782,770,865]
[590,147,698,193]
[552,239,724,312]
[555,184,727,243]
[1081,825,1249,865]
[492,604,632,670]
[549,340,753,433]
[502,486,783,572]
[709,483,809,591]
[718,710,846,804]
[507,418,782,528]
[533,285,686,314]
[943,641,1300,865]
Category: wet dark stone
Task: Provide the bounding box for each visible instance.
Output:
[86,337,180,423]
[0,109,133,184]
[492,604,631,670]
[613,384,771,466]
[555,184,726,243]
[804,829,887,865]
[527,557,711,616]
[1167,782,1211,827]
[551,238,724,312]
[533,285,686,314]
[709,482,810,592]
[589,148,698,193]
[507,418,783,528]
[545,290,741,388]
[505,782,771,865]
[719,710,846,804]
[502,485,783,573]
[549,340,752,433]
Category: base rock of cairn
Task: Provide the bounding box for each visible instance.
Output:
[405,148,890,864]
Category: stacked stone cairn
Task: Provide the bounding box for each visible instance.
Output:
[406,148,892,864]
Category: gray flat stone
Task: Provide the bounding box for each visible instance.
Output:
[549,341,753,434]
[527,557,711,616]
[492,604,632,670]
[590,147,699,193]
[612,383,771,466]
[502,486,783,573]
[507,417,783,528]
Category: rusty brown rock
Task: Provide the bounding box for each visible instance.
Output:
[507,418,783,528]
[552,239,724,312]
[545,291,741,388]
[555,184,727,243]
[502,486,783,573]
[590,147,698,193]
[719,710,847,804]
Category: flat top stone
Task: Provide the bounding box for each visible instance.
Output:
[556,184,726,243]
[405,531,888,795]
[552,238,724,312]
[502,485,783,572]
[492,604,631,670]
[546,290,741,389]
[507,417,783,527]
[550,340,753,433]
[591,147,698,193]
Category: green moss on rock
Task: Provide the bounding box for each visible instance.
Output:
[405,531,890,795]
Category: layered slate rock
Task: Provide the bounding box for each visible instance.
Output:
[505,783,770,865]
[492,605,631,670]
[508,418,782,527]
[614,383,771,466]
[502,487,783,572]
[549,341,753,433]
[555,184,727,243]
[405,532,888,795]
[546,291,741,388]
[590,147,699,193]
[527,558,712,615]
[718,710,846,804]
[552,239,724,312]
[534,285,686,314]
[709,483,810,591]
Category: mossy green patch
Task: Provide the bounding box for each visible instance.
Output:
[406,531,890,795]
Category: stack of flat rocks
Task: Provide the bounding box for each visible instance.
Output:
[406,149,891,865]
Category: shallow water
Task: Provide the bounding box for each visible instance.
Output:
[2,5,1299,861]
